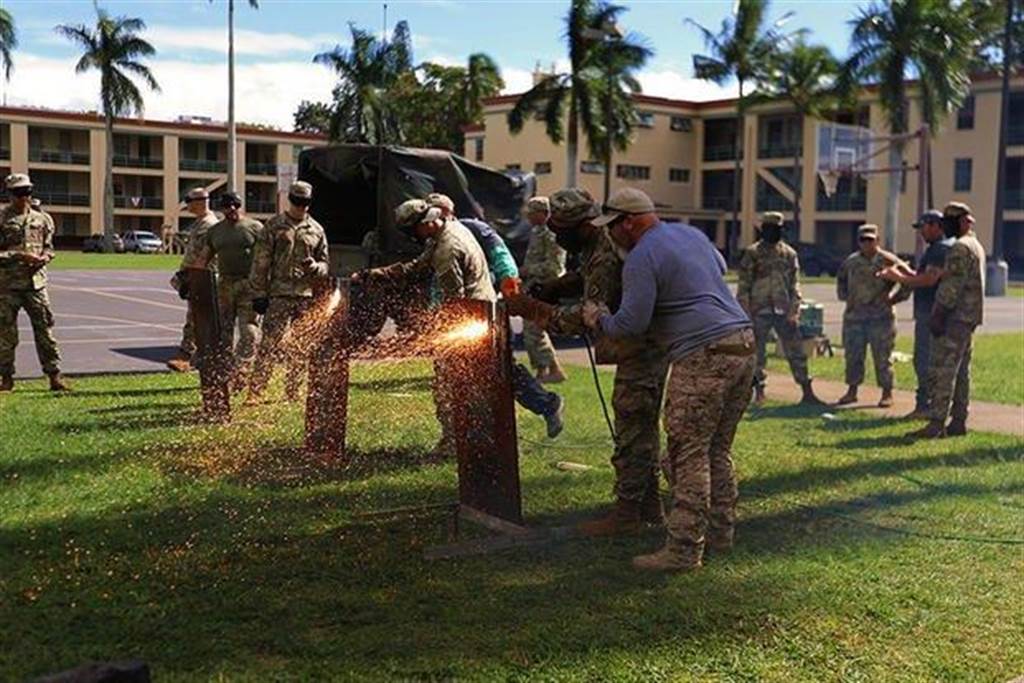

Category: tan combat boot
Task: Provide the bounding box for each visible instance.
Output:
[836,385,858,405]
[48,372,71,392]
[577,498,642,537]
[632,545,700,573]
[0,374,13,392]
[946,419,967,436]
[877,388,894,408]
[910,420,946,439]
[166,350,192,373]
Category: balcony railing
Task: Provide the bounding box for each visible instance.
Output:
[1009,124,1024,146]
[758,143,802,159]
[1005,188,1024,211]
[113,154,164,170]
[29,148,90,165]
[755,194,793,211]
[245,162,278,176]
[703,144,742,162]
[179,158,227,173]
[247,199,277,213]
[702,195,738,211]
[0,148,9,160]
[33,191,90,207]
[114,195,163,209]
[816,193,867,212]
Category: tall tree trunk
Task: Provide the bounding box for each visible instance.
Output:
[103,113,115,253]
[884,142,902,253]
[730,78,744,262]
[227,0,237,193]
[566,86,579,188]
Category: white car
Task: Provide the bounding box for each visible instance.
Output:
[122,230,164,254]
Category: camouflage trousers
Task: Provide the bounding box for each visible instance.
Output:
[179,304,197,357]
[842,315,895,390]
[612,345,669,503]
[217,276,260,372]
[0,288,61,376]
[753,312,809,388]
[248,296,314,397]
[927,321,974,423]
[523,320,558,370]
[662,329,755,562]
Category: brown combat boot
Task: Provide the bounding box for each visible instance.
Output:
[640,488,664,525]
[910,420,946,439]
[166,350,192,373]
[632,545,700,573]
[0,374,12,392]
[836,386,858,405]
[800,380,826,406]
[48,372,71,392]
[946,419,967,436]
[877,388,894,408]
[577,498,643,537]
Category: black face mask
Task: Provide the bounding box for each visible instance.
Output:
[942,215,960,239]
[554,227,585,254]
[761,225,783,243]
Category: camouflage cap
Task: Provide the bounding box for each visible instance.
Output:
[760,211,784,225]
[857,223,879,239]
[913,209,944,228]
[548,188,600,229]
[526,196,550,214]
[943,201,972,218]
[395,198,442,229]
[289,180,313,199]
[185,186,209,202]
[5,173,32,190]
[425,192,455,213]
[219,191,243,208]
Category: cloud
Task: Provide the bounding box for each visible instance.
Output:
[501,67,534,95]
[638,70,738,101]
[143,25,335,57]
[4,53,336,130]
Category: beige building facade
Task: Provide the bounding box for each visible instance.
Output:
[466,72,1024,274]
[0,106,325,242]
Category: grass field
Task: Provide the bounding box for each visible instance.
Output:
[769,331,1024,405]
[1,364,1021,681]
[51,251,180,270]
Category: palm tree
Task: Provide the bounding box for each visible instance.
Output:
[314,21,413,144]
[458,53,505,129]
[841,0,980,251]
[56,9,159,252]
[507,0,651,187]
[209,0,259,194]
[687,0,800,258]
[757,39,839,232]
[0,5,17,82]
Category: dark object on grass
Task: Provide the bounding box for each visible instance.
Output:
[34,660,150,683]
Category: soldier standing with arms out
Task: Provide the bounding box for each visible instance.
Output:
[247,180,329,402]
[181,192,264,383]
[167,187,219,373]
[913,202,986,438]
[0,173,69,391]
[736,211,822,406]
[520,196,568,383]
[509,188,668,536]
[835,224,902,407]
[877,210,954,418]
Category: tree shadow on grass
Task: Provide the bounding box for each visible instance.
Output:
[63,385,196,399]
[348,374,433,394]
[747,403,834,421]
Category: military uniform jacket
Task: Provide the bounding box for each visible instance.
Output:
[521,224,566,284]
[936,231,986,326]
[180,212,220,270]
[548,229,647,364]
[736,240,802,318]
[836,249,901,321]
[0,205,55,291]
[198,217,264,279]
[249,211,329,298]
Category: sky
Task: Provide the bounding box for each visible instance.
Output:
[0,0,869,130]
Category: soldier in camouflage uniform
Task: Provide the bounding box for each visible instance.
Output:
[835,224,902,407]
[508,188,668,536]
[914,202,986,439]
[0,173,69,391]
[736,211,822,405]
[168,187,220,372]
[247,180,330,401]
[520,196,568,383]
[184,192,264,381]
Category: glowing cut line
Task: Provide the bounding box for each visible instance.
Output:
[438,319,489,345]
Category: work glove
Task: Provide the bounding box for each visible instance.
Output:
[500,277,522,298]
[929,305,949,337]
[529,278,564,304]
[252,297,270,316]
[504,294,554,327]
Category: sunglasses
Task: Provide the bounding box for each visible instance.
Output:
[859,236,876,242]
[11,187,33,198]
[289,195,311,207]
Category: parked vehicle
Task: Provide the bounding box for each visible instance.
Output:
[793,241,844,277]
[122,230,164,254]
[82,234,126,253]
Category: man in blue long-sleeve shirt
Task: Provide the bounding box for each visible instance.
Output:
[582,188,754,573]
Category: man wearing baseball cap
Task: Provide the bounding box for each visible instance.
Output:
[581,187,753,572]
[520,196,568,383]
[878,209,955,416]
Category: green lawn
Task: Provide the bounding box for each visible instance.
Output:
[51,251,180,271]
[769,331,1024,405]
[1,366,1022,681]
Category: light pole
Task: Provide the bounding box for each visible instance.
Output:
[988,0,1016,296]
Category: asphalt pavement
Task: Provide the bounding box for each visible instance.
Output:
[8,271,1024,378]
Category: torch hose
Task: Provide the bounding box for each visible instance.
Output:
[582,334,617,441]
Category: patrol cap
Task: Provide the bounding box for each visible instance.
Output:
[394,198,442,229]
[943,201,972,218]
[913,209,944,228]
[526,196,550,213]
[425,192,455,212]
[548,187,600,229]
[219,191,243,208]
[857,223,879,239]
[5,173,32,190]
[760,211,784,225]
[289,180,313,199]
[592,188,656,227]
[185,186,209,202]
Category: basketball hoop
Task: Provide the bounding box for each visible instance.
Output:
[818,169,841,198]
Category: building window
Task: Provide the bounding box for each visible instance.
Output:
[473,138,484,162]
[670,116,692,132]
[205,141,218,161]
[616,164,650,180]
[505,163,521,171]
[534,161,552,175]
[580,160,604,174]
[669,168,691,183]
[954,158,972,192]
[637,112,656,128]
[957,95,975,130]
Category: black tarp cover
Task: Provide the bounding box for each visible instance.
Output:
[298,144,535,259]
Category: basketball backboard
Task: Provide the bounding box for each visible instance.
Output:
[816,121,875,197]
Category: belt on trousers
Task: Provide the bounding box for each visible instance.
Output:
[706,331,755,356]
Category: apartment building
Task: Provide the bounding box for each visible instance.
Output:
[466,72,1024,274]
[0,106,325,243]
